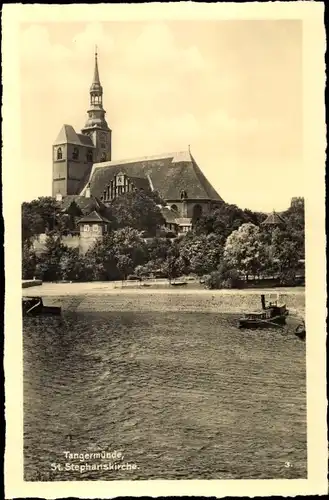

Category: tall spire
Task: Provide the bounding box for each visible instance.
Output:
[91,46,101,91]
[82,47,109,133]
[93,45,100,86]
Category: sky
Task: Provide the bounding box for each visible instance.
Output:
[19,19,303,211]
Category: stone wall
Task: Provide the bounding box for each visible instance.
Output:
[32,234,80,255]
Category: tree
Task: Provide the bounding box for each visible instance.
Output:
[84,233,119,281]
[146,237,173,264]
[21,196,72,244]
[193,203,268,239]
[117,254,134,282]
[204,262,242,289]
[178,233,224,278]
[111,190,165,235]
[34,234,68,281]
[161,256,178,283]
[224,223,267,280]
[112,227,147,268]
[59,248,86,281]
[83,227,147,281]
[270,228,300,278]
[22,242,37,279]
[281,200,305,261]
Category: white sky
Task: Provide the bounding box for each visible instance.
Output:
[20,19,303,211]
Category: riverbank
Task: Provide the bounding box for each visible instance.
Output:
[22,282,305,317]
[22,279,43,288]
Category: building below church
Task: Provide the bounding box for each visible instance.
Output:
[52,49,224,245]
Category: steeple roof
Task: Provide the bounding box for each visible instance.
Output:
[90,47,102,92]
[53,125,95,147]
[53,124,82,146]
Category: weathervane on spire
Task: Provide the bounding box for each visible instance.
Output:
[95,45,98,57]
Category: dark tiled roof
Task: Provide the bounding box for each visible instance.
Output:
[79,151,223,202]
[262,211,286,225]
[161,207,179,224]
[77,134,95,147]
[175,217,192,225]
[60,195,105,215]
[77,210,111,224]
[75,166,93,195]
[128,176,151,191]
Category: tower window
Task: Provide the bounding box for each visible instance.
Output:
[100,143,105,149]
[57,147,62,160]
[100,152,106,162]
[87,150,93,162]
[73,147,79,160]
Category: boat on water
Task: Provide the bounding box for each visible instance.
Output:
[295,321,306,340]
[238,294,289,329]
[22,296,61,317]
[170,281,187,287]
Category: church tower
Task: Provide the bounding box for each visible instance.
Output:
[81,48,112,163]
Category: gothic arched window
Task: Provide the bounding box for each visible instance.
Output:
[57,147,62,160]
[100,152,106,162]
[73,147,79,160]
[86,150,93,162]
[180,190,188,200]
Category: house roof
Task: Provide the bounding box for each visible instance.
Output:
[175,217,192,226]
[53,124,95,148]
[77,210,111,224]
[60,195,105,215]
[262,211,286,225]
[160,207,179,224]
[79,150,223,202]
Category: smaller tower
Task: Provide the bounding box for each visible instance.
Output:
[52,124,94,197]
[77,210,111,254]
[261,210,286,230]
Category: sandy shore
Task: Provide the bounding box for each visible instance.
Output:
[22,282,305,317]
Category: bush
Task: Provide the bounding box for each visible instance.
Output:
[204,267,243,290]
[278,270,298,287]
[22,244,37,279]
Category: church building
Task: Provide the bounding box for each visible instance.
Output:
[52,50,224,233]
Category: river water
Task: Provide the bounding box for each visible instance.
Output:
[23,310,306,481]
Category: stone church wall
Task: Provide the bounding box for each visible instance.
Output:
[168,201,212,218]
[67,144,93,195]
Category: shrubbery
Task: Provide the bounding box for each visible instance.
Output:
[21,195,305,287]
[204,265,243,290]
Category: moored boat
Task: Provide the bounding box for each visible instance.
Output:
[238,294,289,329]
[22,296,61,317]
[170,281,187,287]
[295,321,306,340]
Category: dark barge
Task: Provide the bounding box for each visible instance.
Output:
[22,297,61,317]
[238,294,289,329]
